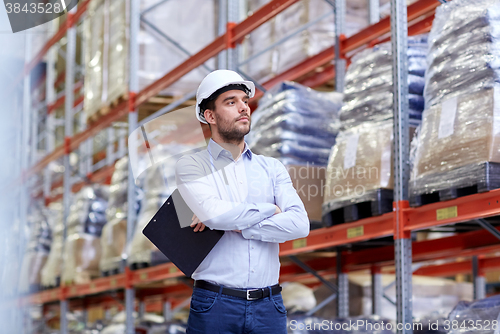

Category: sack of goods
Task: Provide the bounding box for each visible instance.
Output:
[409,0,500,205]
[247,81,343,166]
[339,35,428,129]
[322,36,426,224]
[41,203,64,288]
[61,185,109,285]
[100,156,129,275]
[447,294,500,334]
[18,207,52,293]
[322,120,394,224]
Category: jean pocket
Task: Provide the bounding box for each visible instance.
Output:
[190,294,217,313]
[271,295,287,315]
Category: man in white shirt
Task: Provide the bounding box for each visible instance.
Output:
[175,70,310,334]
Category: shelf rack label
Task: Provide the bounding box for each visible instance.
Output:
[347,226,364,239]
[436,206,458,221]
[293,238,307,249]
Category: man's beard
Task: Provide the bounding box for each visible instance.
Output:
[215,113,251,143]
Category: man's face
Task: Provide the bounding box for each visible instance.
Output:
[212,89,251,142]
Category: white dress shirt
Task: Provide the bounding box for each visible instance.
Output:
[175,139,309,288]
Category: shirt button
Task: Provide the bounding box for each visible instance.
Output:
[239,181,243,184]
[251,246,255,250]
[252,269,255,273]
[251,235,254,239]
[247,224,250,227]
[273,239,276,242]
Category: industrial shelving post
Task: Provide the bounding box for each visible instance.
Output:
[390,0,412,331]
[126,0,141,331]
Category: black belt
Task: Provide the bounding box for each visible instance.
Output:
[194,280,282,301]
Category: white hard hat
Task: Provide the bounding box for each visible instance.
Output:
[196,70,255,124]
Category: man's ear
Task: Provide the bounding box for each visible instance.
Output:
[204,109,216,126]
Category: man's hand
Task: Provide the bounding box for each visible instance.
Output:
[274,205,282,215]
[190,214,206,232]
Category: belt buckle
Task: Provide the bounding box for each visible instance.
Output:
[246,289,260,301]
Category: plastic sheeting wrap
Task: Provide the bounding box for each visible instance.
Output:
[62,185,108,285]
[246,0,367,82]
[127,153,176,266]
[340,36,428,129]
[41,203,64,288]
[448,295,500,334]
[19,208,52,293]
[322,120,393,214]
[100,157,129,273]
[424,0,500,108]
[247,81,342,166]
[409,87,500,198]
[139,0,215,97]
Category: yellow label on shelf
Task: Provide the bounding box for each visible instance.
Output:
[347,226,364,239]
[110,279,117,287]
[436,206,457,221]
[293,238,307,249]
[71,287,77,295]
[51,291,57,299]
[169,267,177,273]
[140,273,148,280]
[90,283,96,290]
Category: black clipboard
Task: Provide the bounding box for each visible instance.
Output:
[142,188,225,277]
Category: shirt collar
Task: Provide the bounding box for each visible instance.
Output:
[208,139,253,160]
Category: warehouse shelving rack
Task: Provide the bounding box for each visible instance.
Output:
[14,0,500,333]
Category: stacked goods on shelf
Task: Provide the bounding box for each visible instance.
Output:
[448,294,500,334]
[245,0,368,82]
[409,0,500,206]
[139,0,215,96]
[18,207,52,293]
[83,0,216,121]
[127,148,179,268]
[339,36,427,128]
[323,36,427,224]
[312,274,472,321]
[41,203,64,288]
[83,0,127,121]
[247,81,343,224]
[61,185,109,284]
[100,156,128,276]
[247,81,342,166]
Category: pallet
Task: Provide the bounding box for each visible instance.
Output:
[322,188,393,225]
[410,162,500,207]
[129,251,170,270]
[101,268,121,277]
[87,93,128,124]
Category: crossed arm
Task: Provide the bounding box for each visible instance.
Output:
[175,155,309,243]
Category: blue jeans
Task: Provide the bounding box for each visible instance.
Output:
[186,286,287,334]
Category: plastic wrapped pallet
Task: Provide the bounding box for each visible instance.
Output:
[448,295,500,334]
[409,87,500,203]
[245,0,367,82]
[100,157,129,274]
[83,0,106,120]
[424,0,500,108]
[247,81,342,166]
[127,151,177,267]
[18,207,52,293]
[138,0,215,96]
[41,203,64,288]
[322,120,394,221]
[340,35,428,129]
[61,185,108,285]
